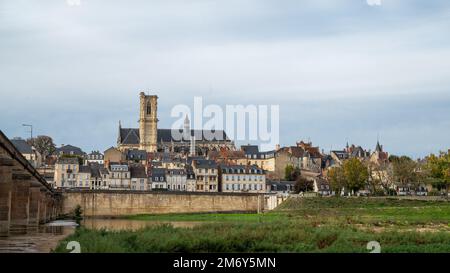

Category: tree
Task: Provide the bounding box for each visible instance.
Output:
[426,152,450,198]
[328,166,346,196]
[294,176,314,193]
[366,161,391,195]
[284,165,301,181]
[390,155,420,191]
[343,158,369,194]
[27,135,56,160]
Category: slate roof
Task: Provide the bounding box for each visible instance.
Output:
[130,165,147,178]
[127,149,147,160]
[150,168,167,180]
[55,145,85,156]
[220,164,264,174]
[56,157,79,164]
[119,128,230,145]
[193,159,218,169]
[241,145,259,155]
[10,138,33,154]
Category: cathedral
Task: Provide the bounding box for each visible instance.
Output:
[117,92,235,155]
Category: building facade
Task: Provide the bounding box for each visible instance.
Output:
[220,165,266,193]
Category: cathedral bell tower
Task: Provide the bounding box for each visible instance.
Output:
[139,92,158,152]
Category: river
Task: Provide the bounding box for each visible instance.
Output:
[0,219,205,253]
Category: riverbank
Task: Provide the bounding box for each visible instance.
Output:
[54,197,450,253]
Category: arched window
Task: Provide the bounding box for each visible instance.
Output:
[147,104,151,115]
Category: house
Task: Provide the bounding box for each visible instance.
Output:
[126,149,148,164]
[192,159,218,192]
[104,147,125,166]
[54,157,79,188]
[313,178,333,196]
[150,168,167,190]
[238,145,276,173]
[266,180,295,194]
[55,144,85,157]
[219,164,266,193]
[108,164,131,190]
[86,151,104,165]
[10,137,42,167]
[166,168,187,191]
[370,141,389,165]
[130,164,148,191]
[186,166,196,192]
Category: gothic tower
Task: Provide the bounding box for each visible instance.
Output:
[139,92,158,152]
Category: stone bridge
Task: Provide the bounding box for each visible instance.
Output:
[0,131,61,236]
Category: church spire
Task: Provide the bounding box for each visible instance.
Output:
[183,114,191,141]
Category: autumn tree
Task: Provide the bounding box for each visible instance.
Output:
[343,158,369,194]
[285,165,301,181]
[426,152,450,198]
[390,155,421,190]
[294,176,314,193]
[328,166,346,196]
[27,135,56,160]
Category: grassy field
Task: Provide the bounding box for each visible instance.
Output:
[54,197,450,253]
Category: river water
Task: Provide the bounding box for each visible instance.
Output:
[0,219,205,253]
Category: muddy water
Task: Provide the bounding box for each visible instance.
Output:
[0,219,205,253]
[0,221,77,253]
[82,218,205,231]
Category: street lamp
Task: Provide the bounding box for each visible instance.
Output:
[22,124,33,139]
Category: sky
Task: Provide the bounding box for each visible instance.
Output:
[1,0,450,158]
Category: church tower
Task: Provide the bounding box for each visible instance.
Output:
[139,92,158,152]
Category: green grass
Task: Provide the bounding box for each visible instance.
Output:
[54,197,450,253]
[127,212,283,222]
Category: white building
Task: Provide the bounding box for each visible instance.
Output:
[109,164,131,190]
[220,164,266,193]
[150,168,167,190]
[166,168,187,191]
[86,150,104,165]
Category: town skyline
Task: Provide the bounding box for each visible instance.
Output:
[1,1,450,158]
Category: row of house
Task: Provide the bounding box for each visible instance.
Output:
[53,157,267,193]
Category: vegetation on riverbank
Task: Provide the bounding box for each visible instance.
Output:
[54,197,450,253]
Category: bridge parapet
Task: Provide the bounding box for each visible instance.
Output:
[0,130,60,236]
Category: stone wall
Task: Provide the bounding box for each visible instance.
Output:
[61,190,266,217]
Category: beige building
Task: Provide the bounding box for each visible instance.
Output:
[104,147,125,165]
[220,165,266,193]
[130,164,148,191]
[54,157,79,188]
[192,159,218,192]
[108,164,131,190]
[166,168,187,191]
[10,137,42,168]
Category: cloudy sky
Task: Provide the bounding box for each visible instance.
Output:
[1,0,450,158]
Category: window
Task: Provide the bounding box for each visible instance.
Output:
[147,104,151,115]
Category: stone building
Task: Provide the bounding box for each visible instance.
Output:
[219,164,266,193]
[150,168,167,190]
[108,164,131,190]
[192,159,218,192]
[10,137,42,168]
[117,92,235,155]
[85,151,104,165]
[54,157,79,188]
[166,168,187,191]
[130,164,148,191]
[104,147,125,166]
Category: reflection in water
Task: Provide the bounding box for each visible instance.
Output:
[0,219,205,253]
[83,218,205,231]
[0,223,76,253]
